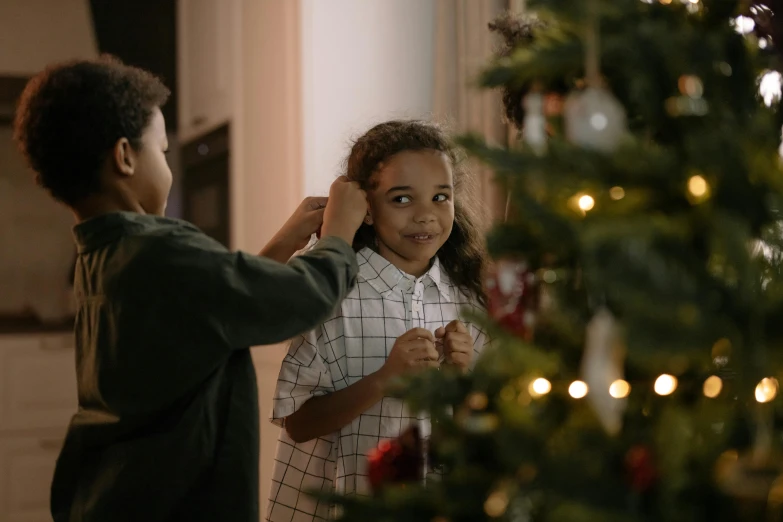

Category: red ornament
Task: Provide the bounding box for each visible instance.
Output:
[625,445,657,493]
[485,258,538,340]
[366,425,424,494]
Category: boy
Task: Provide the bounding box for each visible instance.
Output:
[12,55,366,522]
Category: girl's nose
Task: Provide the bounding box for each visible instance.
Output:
[414,210,436,224]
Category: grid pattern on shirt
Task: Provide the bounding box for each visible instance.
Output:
[266,248,490,522]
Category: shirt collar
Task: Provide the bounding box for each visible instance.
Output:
[357,247,450,301]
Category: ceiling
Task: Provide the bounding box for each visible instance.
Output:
[89,0,178,132]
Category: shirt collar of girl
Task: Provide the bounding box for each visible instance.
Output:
[357,247,450,301]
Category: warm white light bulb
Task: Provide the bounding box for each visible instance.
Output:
[569,380,588,399]
[654,374,678,396]
[610,186,625,200]
[688,175,708,197]
[529,378,552,397]
[609,379,631,399]
[755,378,779,403]
[703,375,723,398]
[578,195,595,211]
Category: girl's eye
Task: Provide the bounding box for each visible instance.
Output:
[434,194,450,202]
[394,196,412,204]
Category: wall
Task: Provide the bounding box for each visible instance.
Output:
[0,127,74,321]
[0,0,96,324]
[299,0,436,197]
[0,0,97,75]
[230,2,305,517]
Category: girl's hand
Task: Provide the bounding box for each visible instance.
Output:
[378,328,439,381]
[436,320,472,372]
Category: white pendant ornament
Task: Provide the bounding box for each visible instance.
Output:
[564,87,627,152]
[580,307,627,435]
[564,0,628,153]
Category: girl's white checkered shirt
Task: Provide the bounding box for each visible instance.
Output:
[266,247,489,522]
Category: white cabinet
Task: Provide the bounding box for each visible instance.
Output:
[0,333,77,522]
[177,0,239,142]
[0,433,65,522]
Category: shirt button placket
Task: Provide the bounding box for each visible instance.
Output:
[412,280,424,328]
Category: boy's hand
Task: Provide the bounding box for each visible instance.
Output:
[259,197,327,263]
[436,320,472,372]
[321,176,367,246]
[378,328,439,381]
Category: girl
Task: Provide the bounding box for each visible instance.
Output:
[266,120,490,522]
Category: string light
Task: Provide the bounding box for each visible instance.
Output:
[732,15,755,35]
[484,490,509,517]
[578,194,595,211]
[501,374,773,404]
[654,374,678,396]
[467,392,489,410]
[569,380,589,399]
[529,378,552,397]
[688,175,709,198]
[703,375,723,398]
[609,186,625,200]
[678,75,704,98]
[759,71,782,107]
[755,378,779,403]
[609,379,631,398]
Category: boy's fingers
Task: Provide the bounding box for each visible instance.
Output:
[305,197,328,210]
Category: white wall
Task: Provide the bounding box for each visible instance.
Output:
[0,0,97,75]
[300,0,436,197]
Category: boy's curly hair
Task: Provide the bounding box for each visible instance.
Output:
[345,120,488,306]
[13,55,170,205]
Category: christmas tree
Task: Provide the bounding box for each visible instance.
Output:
[323,1,783,520]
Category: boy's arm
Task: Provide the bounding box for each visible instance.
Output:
[218,236,358,347]
[148,231,358,349]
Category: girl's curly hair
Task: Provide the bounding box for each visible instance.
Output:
[345,120,488,306]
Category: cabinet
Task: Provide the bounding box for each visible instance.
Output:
[177,0,239,142]
[0,334,77,522]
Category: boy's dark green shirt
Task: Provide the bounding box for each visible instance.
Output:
[51,212,358,522]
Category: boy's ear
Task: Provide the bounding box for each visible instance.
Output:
[364,204,374,225]
[112,137,135,177]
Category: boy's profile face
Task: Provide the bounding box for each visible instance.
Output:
[132,107,172,216]
[116,107,173,216]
